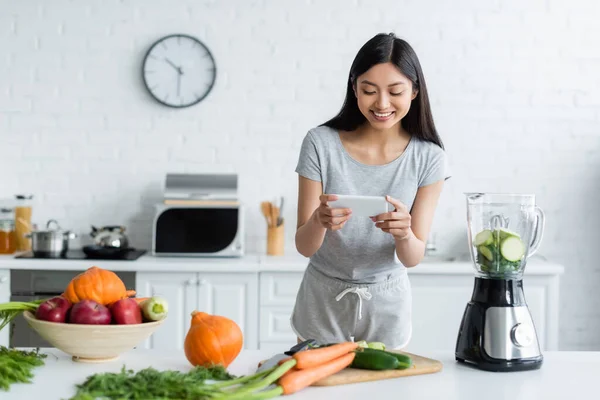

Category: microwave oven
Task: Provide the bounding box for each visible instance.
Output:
[152,203,244,257]
[152,173,244,257]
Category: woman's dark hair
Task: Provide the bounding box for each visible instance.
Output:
[321,33,443,149]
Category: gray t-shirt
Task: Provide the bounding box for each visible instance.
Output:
[295,125,451,283]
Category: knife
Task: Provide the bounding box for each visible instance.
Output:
[256,339,317,372]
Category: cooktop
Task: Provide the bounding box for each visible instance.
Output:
[15,249,147,261]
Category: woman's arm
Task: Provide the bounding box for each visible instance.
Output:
[295,176,326,257]
[393,180,445,267]
[294,175,352,257]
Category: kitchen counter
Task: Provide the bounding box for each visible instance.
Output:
[3,348,595,399]
[0,252,565,274]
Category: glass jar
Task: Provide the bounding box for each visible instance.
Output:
[14,194,33,252]
[0,219,16,254]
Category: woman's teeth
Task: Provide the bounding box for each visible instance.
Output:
[374,111,393,117]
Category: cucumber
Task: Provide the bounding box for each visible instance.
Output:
[351,348,399,370]
[359,348,413,369]
[474,229,493,246]
[500,237,525,262]
[497,228,520,240]
[367,341,386,350]
[477,245,494,262]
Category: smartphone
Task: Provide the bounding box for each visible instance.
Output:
[328,194,391,218]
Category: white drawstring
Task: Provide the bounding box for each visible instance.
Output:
[335,287,372,320]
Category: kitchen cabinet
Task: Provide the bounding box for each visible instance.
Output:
[405,273,560,354]
[0,269,9,347]
[258,272,303,352]
[136,271,258,351]
[256,269,561,354]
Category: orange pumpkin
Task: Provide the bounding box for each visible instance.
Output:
[63,266,136,305]
[184,311,243,368]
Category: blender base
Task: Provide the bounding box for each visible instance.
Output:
[455,278,543,372]
[456,355,543,372]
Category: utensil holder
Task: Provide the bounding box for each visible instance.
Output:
[267,223,284,256]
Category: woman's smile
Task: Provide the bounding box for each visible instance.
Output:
[370,110,395,121]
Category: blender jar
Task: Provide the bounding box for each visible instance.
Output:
[466,193,545,279]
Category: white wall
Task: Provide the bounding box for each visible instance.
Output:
[1,0,599,350]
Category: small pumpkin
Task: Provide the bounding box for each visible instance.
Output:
[184,311,243,368]
[63,266,136,305]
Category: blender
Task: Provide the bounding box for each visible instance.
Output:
[455,193,545,372]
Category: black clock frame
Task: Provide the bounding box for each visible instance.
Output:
[142,34,217,108]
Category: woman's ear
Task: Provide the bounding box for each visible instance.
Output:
[411,89,419,100]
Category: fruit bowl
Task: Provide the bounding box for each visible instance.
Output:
[23,311,166,363]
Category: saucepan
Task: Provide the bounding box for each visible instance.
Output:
[25,219,77,257]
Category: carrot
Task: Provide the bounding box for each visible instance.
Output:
[278,352,355,395]
[293,341,358,369]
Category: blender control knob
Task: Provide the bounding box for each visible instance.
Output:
[511,323,534,347]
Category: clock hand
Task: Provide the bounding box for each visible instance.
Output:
[164,58,180,71]
[177,73,181,97]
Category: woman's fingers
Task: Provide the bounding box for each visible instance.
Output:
[375,219,410,230]
[319,194,338,204]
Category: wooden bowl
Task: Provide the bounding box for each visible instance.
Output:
[23,311,166,363]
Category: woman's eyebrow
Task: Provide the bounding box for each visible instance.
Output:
[360,80,406,87]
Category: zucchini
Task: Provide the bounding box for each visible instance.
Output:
[351,348,399,370]
[361,348,413,369]
[498,228,520,240]
[474,229,493,246]
[477,245,494,262]
[500,236,525,262]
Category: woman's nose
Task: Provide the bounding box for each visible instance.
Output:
[376,93,390,109]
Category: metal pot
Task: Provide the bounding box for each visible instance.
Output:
[90,225,129,249]
[26,219,77,257]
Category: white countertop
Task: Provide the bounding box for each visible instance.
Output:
[0,252,565,275]
[2,348,594,399]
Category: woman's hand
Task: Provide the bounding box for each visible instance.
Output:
[312,194,352,231]
[371,195,412,240]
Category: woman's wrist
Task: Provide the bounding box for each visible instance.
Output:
[394,229,425,267]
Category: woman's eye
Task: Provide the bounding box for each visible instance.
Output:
[391,92,404,96]
[362,90,376,95]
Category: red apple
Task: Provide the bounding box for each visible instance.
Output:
[35,296,72,323]
[69,300,112,325]
[110,298,142,325]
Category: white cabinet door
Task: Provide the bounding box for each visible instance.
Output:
[406,274,475,355]
[197,273,259,350]
[259,272,303,348]
[136,272,198,351]
[0,269,9,347]
[406,274,554,354]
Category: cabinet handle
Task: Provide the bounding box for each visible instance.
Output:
[198,279,208,286]
[0,276,7,283]
[186,279,197,286]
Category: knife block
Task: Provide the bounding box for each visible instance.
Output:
[267,222,284,256]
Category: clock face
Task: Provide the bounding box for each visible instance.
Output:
[142,34,217,108]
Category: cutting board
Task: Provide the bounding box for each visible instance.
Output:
[258,351,442,387]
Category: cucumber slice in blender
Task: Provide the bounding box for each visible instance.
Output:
[474,229,493,246]
[497,228,521,240]
[500,237,525,262]
[478,245,494,261]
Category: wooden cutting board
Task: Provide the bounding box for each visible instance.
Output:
[259,351,442,387]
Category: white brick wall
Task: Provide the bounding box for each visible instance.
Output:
[1,0,600,350]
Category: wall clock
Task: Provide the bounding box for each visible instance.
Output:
[142,34,217,108]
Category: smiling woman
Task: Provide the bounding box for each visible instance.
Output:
[291,33,451,350]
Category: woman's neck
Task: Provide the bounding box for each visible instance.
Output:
[354,122,410,146]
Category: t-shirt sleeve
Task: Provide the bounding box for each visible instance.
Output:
[295,130,322,182]
[419,146,451,187]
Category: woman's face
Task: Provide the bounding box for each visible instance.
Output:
[354,62,417,131]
